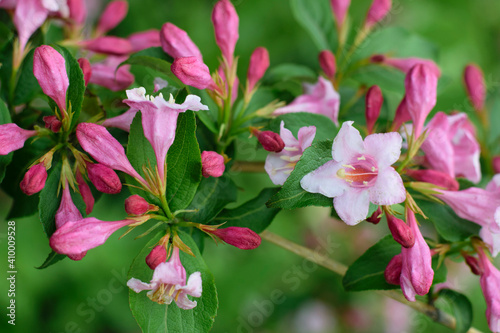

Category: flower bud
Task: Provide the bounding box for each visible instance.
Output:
[89,57,134,92]
[493,156,500,174]
[43,115,62,133]
[160,23,203,60]
[371,55,441,78]
[171,57,216,90]
[366,207,382,224]
[247,47,270,93]
[464,64,486,112]
[55,183,82,229]
[125,194,152,215]
[128,29,161,52]
[20,163,47,195]
[76,172,94,215]
[365,85,383,134]
[364,0,392,30]
[145,245,167,270]
[384,254,402,285]
[330,0,351,30]
[87,163,122,194]
[96,0,128,36]
[77,58,92,86]
[318,50,336,79]
[392,95,411,131]
[201,151,225,178]
[386,214,415,248]
[0,123,37,155]
[212,227,262,250]
[33,45,69,112]
[464,254,483,276]
[68,0,87,25]
[252,129,285,152]
[406,169,459,191]
[82,36,133,55]
[212,0,239,65]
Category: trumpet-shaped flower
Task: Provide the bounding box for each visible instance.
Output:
[0,123,36,155]
[127,247,202,309]
[301,121,405,225]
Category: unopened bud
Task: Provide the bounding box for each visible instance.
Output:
[366,207,382,224]
[392,95,411,131]
[145,245,167,270]
[386,213,415,248]
[124,194,155,215]
[493,156,500,174]
[128,29,161,53]
[43,115,62,133]
[384,253,402,285]
[76,172,94,215]
[171,56,216,90]
[82,36,133,56]
[201,151,225,178]
[96,0,128,36]
[364,0,392,30]
[68,0,87,26]
[464,64,486,112]
[330,0,351,30]
[87,163,122,194]
[365,85,383,134]
[406,169,459,191]
[212,0,239,65]
[212,227,262,250]
[160,23,203,60]
[464,254,483,276]
[251,128,285,152]
[20,163,47,195]
[77,58,92,86]
[318,50,336,79]
[247,47,270,93]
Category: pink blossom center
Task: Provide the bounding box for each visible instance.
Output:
[149,283,183,304]
[337,154,378,188]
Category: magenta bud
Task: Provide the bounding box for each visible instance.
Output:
[330,0,351,30]
[33,45,69,112]
[386,214,415,248]
[160,23,203,60]
[87,163,122,194]
[392,95,411,130]
[171,56,216,90]
[201,151,225,178]
[247,47,270,93]
[212,0,239,65]
[364,0,392,30]
[128,29,161,53]
[77,58,92,86]
[20,163,47,195]
[68,0,87,25]
[384,254,403,285]
[255,130,285,152]
[145,245,167,270]
[464,64,486,112]
[212,227,262,250]
[124,194,150,215]
[96,0,128,35]
[43,115,62,133]
[406,169,459,191]
[76,172,94,215]
[464,255,483,276]
[366,207,382,224]
[83,36,133,55]
[372,55,441,78]
[365,85,383,134]
[0,123,36,155]
[318,50,336,79]
[493,157,500,174]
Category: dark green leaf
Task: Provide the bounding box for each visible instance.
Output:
[432,255,447,285]
[129,230,217,332]
[13,48,41,105]
[268,112,339,143]
[120,47,180,83]
[0,21,13,50]
[342,235,401,291]
[213,188,280,233]
[0,99,13,182]
[36,251,66,269]
[267,140,334,209]
[438,289,473,333]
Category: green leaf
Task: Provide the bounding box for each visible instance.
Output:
[213,188,280,233]
[129,230,217,333]
[432,255,447,285]
[290,0,337,51]
[36,251,66,269]
[0,21,13,51]
[166,111,202,212]
[267,140,334,209]
[268,112,339,143]
[120,47,179,83]
[39,161,62,237]
[263,63,317,84]
[416,199,480,242]
[13,48,42,106]
[0,99,13,182]
[181,175,238,224]
[437,289,473,333]
[342,235,401,292]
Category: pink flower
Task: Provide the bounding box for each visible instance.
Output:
[95,0,128,36]
[0,123,36,155]
[123,87,208,183]
[318,50,336,79]
[386,213,414,248]
[421,112,481,183]
[265,121,316,186]
[478,247,500,332]
[82,36,133,55]
[400,210,434,301]
[128,29,161,53]
[212,0,239,66]
[77,58,92,86]
[392,95,411,131]
[160,23,203,61]
[364,0,392,30]
[201,151,225,178]
[127,247,202,309]
[20,163,47,195]
[384,254,402,285]
[88,56,134,91]
[247,47,270,93]
[405,169,459,191]
[371,55,441,78]
[365,85,383,134]
[67,0,87,26]
[210,227,262,250]
[76,171,94,215]
[330,0,351,30]
[273,76,341,125]
[464,64,486,112]
[14,0,49,54]
[102,109,138,132]
[125,195,154,216]
[171,56,216,90]
[86,163,122,194]
[301,121,405,225]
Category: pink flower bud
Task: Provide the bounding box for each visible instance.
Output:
[201,151,225,178]
[212,0,239,65]
[493,156,500,174]
[247,47,270,93]
[330,0,351,29]
[89,56,134,91]
[392,95,411,131]
[405,169,459,191]
[405,64,438,138]
[464,64,486,112]
[384,254,402,285]
[212,227,261,250]
[145,245,167,270]
[371,55,441,78]
[86,163,122,194]
[68,0,87,25]
[77,58,92,86]
[364,0,392,30]
[83,36,133,55]
[366,207,382,224]
[96,0,128,36]
[20,163,47,195]
[365,85,383,134]
[43,115,62,133]
[252,129,285,152]
[0,123,36,155]
[464,255,483,276]
[318,50,336,79]
[386,213,415,248]
[478,247,500,332]
[124,194,151,215]
[33,45,69,112]
[14,0,49,54]
[55,184,82,229]
[171,57,216,90]
[76,171,94,215]
[128,29,161,52]
[160,23,203,60]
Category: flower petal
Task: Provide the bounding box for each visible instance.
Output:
[333,188,370,225]
[363,132,402,168]
[300,160,348,198]
[369,167,406,205]
[264,152,292,186]
[175,292,198,310]
[279,121,298,147]
[297,126,316,152]
[127,278,153,293]
[332,121,364,162]
[184,271,202,297]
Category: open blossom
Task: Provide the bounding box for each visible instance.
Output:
[265,121,316,186]
[128,247,202,309]
[478,247,500,332]
[0,123,36,155]
[273,76,340,125]
[301,121,405,225]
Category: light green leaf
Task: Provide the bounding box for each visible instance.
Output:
[268,112,339,143]
[438,289,473,333]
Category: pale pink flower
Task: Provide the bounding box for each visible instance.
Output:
[102,109,138,132]
[127,247,202,309]
[301,121,405,225]
[330,0,351,30]
[371,55,441,78]
[88,56,134,91]
[478,247,500,332]
[265,121,316,186]
[95,0,128,36]
[212,0,239,66]
[273,76,341,125]
[153,77,169,93]
[0,123,36,155]
[160,22,203,61]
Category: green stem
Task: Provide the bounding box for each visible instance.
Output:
[159,194,174,220]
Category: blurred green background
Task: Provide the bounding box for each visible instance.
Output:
[1,0,500,332]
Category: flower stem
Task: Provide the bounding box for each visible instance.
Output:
[159,194,174,220]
